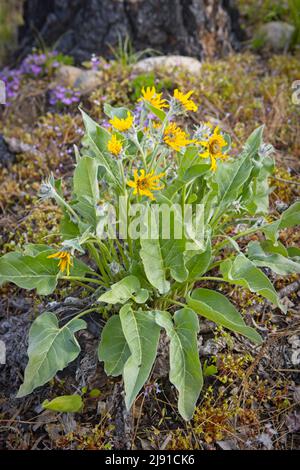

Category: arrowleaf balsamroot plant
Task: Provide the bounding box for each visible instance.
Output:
[1,87,300,420]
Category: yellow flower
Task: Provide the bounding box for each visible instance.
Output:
[173,89,198,112]
[107,134,123,155]
[140,86,168,110]
[127,169,165,200]
[198,126,228,171]
[152,121,162,129]
[109,111,133,132]
[164,123,195,151]
[47,251,73,276]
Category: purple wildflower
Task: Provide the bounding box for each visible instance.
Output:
[49,85,81,108]
[0,68,22,105]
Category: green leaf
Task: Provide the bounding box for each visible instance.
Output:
[0,251,59,295]
[60,213,80,240]
[178,146,199,178]
[243,155,274,215]
[287,246,300,258]
[242,125,265,158]
[247,240,300,275]
[139,206,188,294]
[187,288,263,344]
[186,240,212,281]
[211,126,264,223]
[140,236,188,294]
[80,109,122,189]
[42,395,83,413]
[203,361,218,377]
[162,164,210,201]
[103,103,130,120]
[120,305,160,410]
[264,201,300,243]
[155,309,203,421]
[98,315,130,376]
[145,101,166,121]
[73,156,100,229]
[220,253,286,312]
[17,312,86,397]
[98,275,149,304]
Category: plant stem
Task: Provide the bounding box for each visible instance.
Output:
[61,276,105,286]
[70,306,101,321]
[213,223,271,254]
[197,276,229,282]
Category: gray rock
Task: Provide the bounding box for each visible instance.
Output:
[53,65,102,95]
[133,55,202,76]
[0,134,16,167]
[256,21,295,52]
[18,0,243,64]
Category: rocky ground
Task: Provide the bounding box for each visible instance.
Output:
[0,0,299,450]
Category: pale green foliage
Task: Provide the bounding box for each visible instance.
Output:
[155,309,203,420]
[187,289,263,344]
[42,395,83,413]
[17,313,86,398]
[98,275,149,304]
[1,90,299,420]
[120,305,160,410]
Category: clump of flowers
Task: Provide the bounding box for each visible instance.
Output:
[0,85,299,425]
[49,85,81,108]
[0,68,22,104]
[0,50,74,106]
[20,50,73,77]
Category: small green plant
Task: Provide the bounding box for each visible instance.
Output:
[289,0,300,46]
[0,86,299,421]
[109,34,157,67]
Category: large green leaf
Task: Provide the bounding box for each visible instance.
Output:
[140,236,188,294]
[0,251,59,295]
[98,315,130,376]
[80,109,122,190]
[247,241,300,275]
[187,288,263,344]
[186,240,212,281]
[155,309,203,421]
[73,156,100,228]
[211,126,264,223]
[120,305,160,410]
[17,312,86,397]
[220,253,286,312]
[243,154,274,215]
[98,275,149,304]
[139,206,188,294]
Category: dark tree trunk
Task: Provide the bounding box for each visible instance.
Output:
[17,0,244,63]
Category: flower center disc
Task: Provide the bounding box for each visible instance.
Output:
[209,140,221,155]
